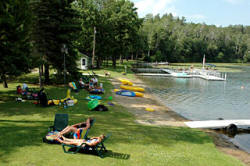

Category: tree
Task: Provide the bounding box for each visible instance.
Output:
[31,0,81,84]
[0,0,32,88]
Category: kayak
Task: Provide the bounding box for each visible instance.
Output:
[119,79,133,86]
[86,95,102,100]
[120,85,145,92]
[135,92,144,97]
[116,90,136,97]
[145,108,155,112]
[115,89,143,97]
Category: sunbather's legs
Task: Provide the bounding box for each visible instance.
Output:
[59,126,77,136]
[71,117,91,128]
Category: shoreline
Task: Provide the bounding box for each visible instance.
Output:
[110,75,250,165]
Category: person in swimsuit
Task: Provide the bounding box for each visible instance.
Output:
[58,117,92,139]
[56,134,105,147]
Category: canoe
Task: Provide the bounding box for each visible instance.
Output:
[116,90,136,97]
[119,79,133,86]
[120,85,145,92]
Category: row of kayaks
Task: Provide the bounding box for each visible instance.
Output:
[117,79,155,112]
[116,79,145,97]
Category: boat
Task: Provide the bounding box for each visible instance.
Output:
[116,90,136,97]
[115,89,143,97]
[119,79,133,86]
[86,95,102,100]
[120,85,145,92]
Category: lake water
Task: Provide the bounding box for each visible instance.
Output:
[139,66,250,153]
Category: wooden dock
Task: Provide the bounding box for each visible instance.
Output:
[136,73,226,81]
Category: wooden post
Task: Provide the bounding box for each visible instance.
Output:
[92,26,96,68]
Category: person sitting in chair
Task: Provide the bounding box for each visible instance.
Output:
[78,78,85,89]
[56,134,105,147]
[58,117,92,139]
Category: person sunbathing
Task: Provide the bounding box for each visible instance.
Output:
[56,134,105,147]
[58,117,92,139]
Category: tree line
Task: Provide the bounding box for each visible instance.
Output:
[141,14,250,63]
[1,0,250,87]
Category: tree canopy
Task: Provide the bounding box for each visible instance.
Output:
[1,0,250,87]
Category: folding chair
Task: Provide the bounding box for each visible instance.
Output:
[62,133,111,158]
[48,113,69,132]
[43,114,68,144]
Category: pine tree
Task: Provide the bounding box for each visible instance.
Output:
[0,0,32,88]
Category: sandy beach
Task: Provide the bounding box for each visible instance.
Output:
[110,76,250,165]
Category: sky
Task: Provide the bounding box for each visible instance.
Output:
[131,0,250,27]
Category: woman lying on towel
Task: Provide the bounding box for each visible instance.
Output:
[56,134,105,147]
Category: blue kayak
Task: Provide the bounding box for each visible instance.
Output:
[89,95,102,100]
[116,90,136,97]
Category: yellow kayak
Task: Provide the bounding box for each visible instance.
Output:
[145,108,155,112]
[119,79,133,86]
[135,92,144,97]
[120,85,145,92]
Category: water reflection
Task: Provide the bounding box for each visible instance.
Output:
[139,66,250,153]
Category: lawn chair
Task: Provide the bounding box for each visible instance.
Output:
[48,113,69,132]
[69,82,79,92]
[62,133,111,158]
[43,114,68,144]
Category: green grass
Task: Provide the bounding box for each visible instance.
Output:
[0,71,245,166]
[81,60,137,80]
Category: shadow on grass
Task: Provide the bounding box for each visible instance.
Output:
[104,150,130,160]
[0,120,51,163]
[67,148,130,160]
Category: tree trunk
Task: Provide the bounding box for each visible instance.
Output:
[2,74,8,88]
[39,65,43,88]
[44,63,50,84]
[131,53,134,60]
[41,64,44,76]
[135,52,138,60]
[147,50,150,57]
[112,56,116,68]
[91,26,96,68]
[97,57,102,69]
[119,54,123,64]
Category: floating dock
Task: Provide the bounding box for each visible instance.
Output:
[185,120,250,129]
[136,73,226,81]
[135,68,226,81]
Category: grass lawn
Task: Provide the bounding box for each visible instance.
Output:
[0,69,245,166]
